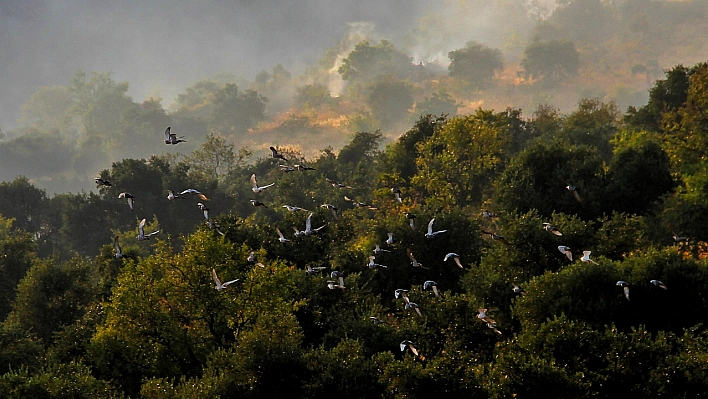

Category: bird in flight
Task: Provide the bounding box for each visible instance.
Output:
[198,203,210,221]
[294,164,315,171]
[512,284,527,296]
[405,301,423,317]
[276,227,290,243]
[370,316,388,325]
[304,212,326,235]
[543,223,562,236]
[394,288,410,303]
[650,279,668,290]
[95,178,112,187]
[373,244,390,254]
[326,178,352,189]
[444,253,463,269]
[164,127,186,145]
[320,204,339,220]
[137,218,160,240]
[270,146,288,161]
[407,249,428,269]
[368,256,388,269]
[282,205,309,212]
[558,246,573,261]
[581,251,598,264]
[250,174,275,193]
[212,268,239,291]
[425,218,447,238]
[118,192,135,211]
[405,212,416,230]
[330,271,345,287]
[616,280,630,300]
[167,190,183,200]
[279,164,295,173]
[180,188,209,201]
[113,235,123,258]
[400,340,419,356]
[481,229,509,245]
[386,232,394,245]
[250,200,267,208]
[424,280,440,298]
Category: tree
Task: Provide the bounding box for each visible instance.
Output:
[210,84,267,135]
[338,40,414,83]
[521,40,580,83]
[294,84,332,109]
[366,76,414,128]
[184,134,251,184]
[561,98,620,160]
[413,91,458,119]
[447,42,503,89]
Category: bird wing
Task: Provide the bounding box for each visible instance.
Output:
[138,219,146,235]
[276,227,285,239]
[306,213,313,230]
[127,198,134,210]
[407,249,416,262]
[212,269,222,287]
[427,218,435,234]
[222,279,239,288]
[164,127,171,141]
[260,182,275,190]
[113,236,122,254]
[197,193,209,201]
[203,209,209,220]
[454,257,463,268]
[146,229,160,238]
[400,342,408,351]
[250,174,258,189]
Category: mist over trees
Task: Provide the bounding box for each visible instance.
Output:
[3,1,708,397]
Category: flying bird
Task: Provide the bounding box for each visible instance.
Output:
[425,218,447,238]
[250,199,267,208]
[198,203,210,221]
[326,177,352,189]
[344,196,377,209]
[486,322,503,335]
[294,164,316,171]
[373,244,390,254]
[368,256,388,269]
[167,190,183,200]
[247,251,256,262]
[94,178,112,187]
[276,227,290,243]
[113,235,123,258]
[650,279,668,290]
[137,218,160,240]
[444,252,463,269]
[581,251,598,265]
[405,212,416,230]
[320,204,339,220]
[512,284,527,296]
[400,340,419,356]
[304,212,326,235]
[330,271,345,287]
[293,226,306,237]
[481,209,496,218]
[250,174,275,193]
[481,229,509,245]
[477,308,496,324]
[180,189,209,201]
[394,288,410,303]
[370,316,388,325]
[616,280,630,301]
[212,269,239,291]
[386,232,394,245]
[207,220,225,235]
[164,127,186,144]
[278,164,295,173]
[558,246,573,261]
[672,234,689,243]
[543,223,562,236]
[407,249,428,269]
[405,301,423,316]
[327,280,345,289]
[282,205,309,212]
[118,192,135,211]
[566,184,583,202]
[305,265,327,275]
[269,146,288,161]
[423,280,440,298]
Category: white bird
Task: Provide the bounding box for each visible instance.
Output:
[368,256,388,269]
[293,226,306,237]
[394,289,410,303]
[650,279,668,290]
[425,218,447,238]
[251,174,275,193]
[543,223,562,236]
[558,246,573,261]
[137,218,160,240]
[113,235,123,258]
[444,252,463,269]
[327,280,345,289]
[405,302,423,316]
[477,308,496,324]
[481,209,495,218]
[304,212,326,235]
[198,203,210,221]
[386,232,394,245]
[276,227,290,243]
[321,204,339,220]
[566,184,582,202]
[616,280,630,300]
[390,187,403,204]
[512,284,527,296]
[330,271,345,287]
[305,265,327,275]
[167,190,183,200]
[400,340,419,356]
[370,316,388,325]
[344,196,377,210]
[282,205,309,212]
[247,251,256,262]
[118,192,135,211]
[279,164,295,173]
[373,244,390,254]
[180,188,208,201]
[407,249,428,269]
[423,280,440,298]
[326,177,351,189]
[486,322,503,335]
[212,268,239,291]
[405,213,416,230]
[581,251,598,264]
[207,220,225,235]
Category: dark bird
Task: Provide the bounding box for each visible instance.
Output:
[250,199,267,208]
[543,222,562,236]
[279,164,295,173]
[113,235,123,259]
[270,146,288,161]
[95,178,112,187]
[405,212,416,230]
[407,249,428,269]
[164,126,186,144]
[295,164,316,171]
[326,177,352,189]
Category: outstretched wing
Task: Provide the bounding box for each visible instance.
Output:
[407,248,417,262]
[250,174,258,189]
[138,218,146,236]
[164,127,171,142]
[212,268,221,287]
[427,218,435,234]
[306,212,313,230]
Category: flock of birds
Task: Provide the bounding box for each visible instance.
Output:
[95,127,673,359]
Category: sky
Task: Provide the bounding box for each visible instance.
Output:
[0,0,449,130]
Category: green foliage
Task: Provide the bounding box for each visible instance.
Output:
[413,91,458,119]
[0,216,38,320]
[210,84,267,135]
[366,77,414,128]
[338,40,414,83]
[521,40,580,83]
[448,41,503,89]
[294,84,332,109]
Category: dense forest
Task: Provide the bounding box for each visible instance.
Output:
[2,59,708,398]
